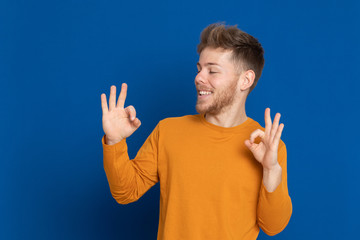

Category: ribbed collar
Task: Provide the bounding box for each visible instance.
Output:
[198,113,254,133]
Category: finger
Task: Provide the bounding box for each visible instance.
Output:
[109,85,116,111]
[270,113,281,141]
[101,93,108,114]
[273,123,284,147]
[117,83,127,109]
[125,105,136,121]
[244,139,252,149]
[264,108,272,136]
[249,129,265,143]
[244,139,253,148]
[132,118,142,128]
[244,139,258,153]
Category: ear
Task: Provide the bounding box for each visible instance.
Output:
[239,70,255,91]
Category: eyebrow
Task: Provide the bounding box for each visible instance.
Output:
[197,62,221,67]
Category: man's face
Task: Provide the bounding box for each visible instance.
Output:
[195,47,240,115]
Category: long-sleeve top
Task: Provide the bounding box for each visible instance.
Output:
[102,113,292,240]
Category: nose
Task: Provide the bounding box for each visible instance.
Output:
[195,71,206,85]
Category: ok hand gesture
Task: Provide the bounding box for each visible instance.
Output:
[101,83,141,145]
[244,108,284,171]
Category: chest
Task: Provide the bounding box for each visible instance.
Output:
[158,132,263,199]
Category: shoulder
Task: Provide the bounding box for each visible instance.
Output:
[154,114,201,141]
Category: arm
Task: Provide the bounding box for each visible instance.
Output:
[100,83,159,204]
[257,143,292,235]
[244,108,292,235]
[102,124,160,204]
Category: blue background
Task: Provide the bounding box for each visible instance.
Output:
[1,0,359,239]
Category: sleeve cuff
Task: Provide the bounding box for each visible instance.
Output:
[101,135,127,152]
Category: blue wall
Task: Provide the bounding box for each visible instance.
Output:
[1,0,359,239]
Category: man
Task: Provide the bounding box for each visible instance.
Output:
[100,23,292,239]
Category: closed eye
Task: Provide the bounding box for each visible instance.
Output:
[196,68,218,74]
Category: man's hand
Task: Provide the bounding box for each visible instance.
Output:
[101,83,141,145]
[244,108,284,192]
[244,108,284,170]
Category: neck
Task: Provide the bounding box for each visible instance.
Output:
[204,99,248,128]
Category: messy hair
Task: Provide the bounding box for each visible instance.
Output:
[197,23,265,94]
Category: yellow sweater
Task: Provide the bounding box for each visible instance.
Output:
[102,114,292,239]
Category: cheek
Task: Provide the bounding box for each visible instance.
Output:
[209,76,225,89]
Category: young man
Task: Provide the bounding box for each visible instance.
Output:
[100,23,292,239]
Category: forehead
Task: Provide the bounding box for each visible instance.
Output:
[198,47,234,66]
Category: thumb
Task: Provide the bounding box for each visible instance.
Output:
[131,118,142,129]
[244,139,255,152]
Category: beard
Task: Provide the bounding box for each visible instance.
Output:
[195,78,238,115]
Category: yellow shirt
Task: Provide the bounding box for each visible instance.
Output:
[102,114,292,239]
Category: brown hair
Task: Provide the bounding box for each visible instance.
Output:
[197,23,265,94]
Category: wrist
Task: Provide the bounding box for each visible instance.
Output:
[105,136,123,145]
[262,164,282,192]
[263,163,281,173]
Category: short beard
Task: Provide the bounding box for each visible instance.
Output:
[195,78,238,115]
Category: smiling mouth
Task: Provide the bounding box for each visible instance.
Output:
[198,90,213,96]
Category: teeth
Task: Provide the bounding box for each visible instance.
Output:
[199,91,212,95]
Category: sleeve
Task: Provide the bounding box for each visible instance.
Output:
[101,123,160,204]
[256,141,293,236]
